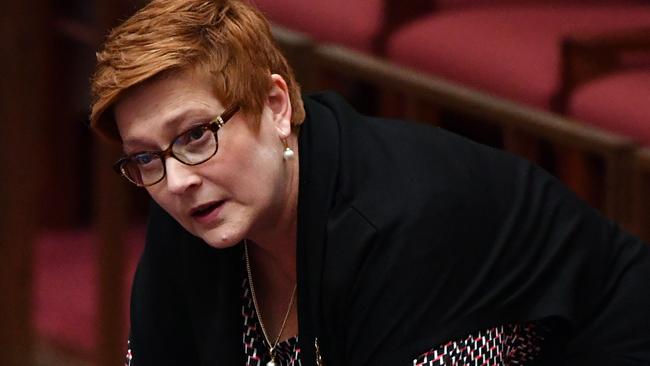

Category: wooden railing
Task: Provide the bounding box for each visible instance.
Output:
[271,24,644,237]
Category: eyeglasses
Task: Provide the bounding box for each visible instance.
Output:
[113,104,240,187]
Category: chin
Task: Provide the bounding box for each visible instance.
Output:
[197,227,245,249]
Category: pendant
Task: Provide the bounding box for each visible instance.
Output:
[267,353,279,366]
[265,343,279,366]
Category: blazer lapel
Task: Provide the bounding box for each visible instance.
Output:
[296,97,340,365]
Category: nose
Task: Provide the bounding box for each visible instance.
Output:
[164,158,201,194]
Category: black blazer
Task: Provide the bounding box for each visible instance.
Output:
[129,92,650,365]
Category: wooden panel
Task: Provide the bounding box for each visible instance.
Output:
[93,141,131,366]
[633,149,650,243]
[92,1,147,365]
[0,1,50,365]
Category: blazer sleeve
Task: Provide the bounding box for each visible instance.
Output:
[329,135,650,365]
[487,155,650,365]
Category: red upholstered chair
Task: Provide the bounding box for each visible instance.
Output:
[34,227,144,361]
[383,2,650,214]
[250,0,432,54]
[386,2,650,110]
[569,70,650,146]
[249,0,438,113]
[560,27,650,145]
[249,0,387,104]
[251,0,384,53]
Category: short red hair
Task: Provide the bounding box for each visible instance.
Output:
[90,0,304,141]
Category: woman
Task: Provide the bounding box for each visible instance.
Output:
[90,0,650,365]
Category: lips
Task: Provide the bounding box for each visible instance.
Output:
[190,200,224,221]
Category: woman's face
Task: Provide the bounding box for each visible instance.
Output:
[114,70,296,248]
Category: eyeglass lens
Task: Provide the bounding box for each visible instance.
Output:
[121,126,218,186]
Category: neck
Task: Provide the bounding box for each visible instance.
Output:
[246,135,300,285]
[246,236,296,286]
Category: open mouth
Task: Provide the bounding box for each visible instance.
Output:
[191,201,224,218]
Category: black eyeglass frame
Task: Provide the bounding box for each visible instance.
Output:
[113,104,240,187]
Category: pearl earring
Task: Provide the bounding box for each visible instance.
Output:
[283,146,294,160]
[282,139,294,160]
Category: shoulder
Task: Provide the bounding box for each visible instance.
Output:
[307,92,532,224]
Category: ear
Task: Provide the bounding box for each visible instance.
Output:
[267,74,293,139]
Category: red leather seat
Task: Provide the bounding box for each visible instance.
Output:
[34,228,144,355]
[251,0,384,52]
[569,69,650,146]
[435,0,643,7]
[386,4,650,109]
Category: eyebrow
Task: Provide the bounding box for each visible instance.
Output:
[121,108,214,154]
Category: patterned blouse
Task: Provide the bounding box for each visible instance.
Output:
[124,277,546,366]
[241,276,545,366]
[243,276,302,366]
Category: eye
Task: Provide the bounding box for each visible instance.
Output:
[133,153,156,166]
[177,126,210,146]
[187,127,207,141]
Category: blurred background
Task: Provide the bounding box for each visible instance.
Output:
[1,1,649,365]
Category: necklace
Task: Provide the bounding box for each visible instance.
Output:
[244,241,297,366]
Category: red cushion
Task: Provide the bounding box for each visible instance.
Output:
[34,227,145,354]
[569,70,650,146]
[435,0,645,9]
[387,5,650,108]
[250,0,384,52]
